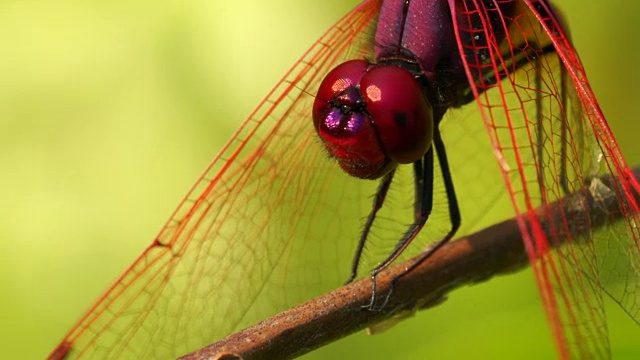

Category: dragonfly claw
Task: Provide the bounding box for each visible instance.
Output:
[362,274,396,312]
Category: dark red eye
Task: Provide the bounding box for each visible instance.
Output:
[360,65,433,165]
[313,59,433,179]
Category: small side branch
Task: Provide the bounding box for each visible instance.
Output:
[180,170,639,360]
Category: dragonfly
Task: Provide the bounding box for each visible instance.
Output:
[48,0,640,359]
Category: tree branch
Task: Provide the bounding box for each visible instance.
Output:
[180,169,640,360]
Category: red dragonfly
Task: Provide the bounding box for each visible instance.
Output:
[48,1,640,359]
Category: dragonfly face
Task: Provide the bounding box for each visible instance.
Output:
[313,59,434,178]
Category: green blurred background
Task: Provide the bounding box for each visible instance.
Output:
[1,0,639,358]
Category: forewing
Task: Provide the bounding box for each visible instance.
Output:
[448,0,640,358]
[49,1,383,359]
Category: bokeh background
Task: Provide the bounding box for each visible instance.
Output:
[1,0,639,358]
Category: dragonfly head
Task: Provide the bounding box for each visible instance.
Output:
[313,59,434,179]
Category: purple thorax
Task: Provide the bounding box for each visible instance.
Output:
[375,0,457,80]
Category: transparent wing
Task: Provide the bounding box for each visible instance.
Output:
[48,1,384,359]
[448,0,640,358]
[48,1,640,359]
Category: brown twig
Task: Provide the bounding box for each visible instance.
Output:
[179,170,639,360]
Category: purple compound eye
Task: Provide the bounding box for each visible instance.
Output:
[313,59,433,179]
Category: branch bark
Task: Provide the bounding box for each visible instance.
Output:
[180,169,640,360]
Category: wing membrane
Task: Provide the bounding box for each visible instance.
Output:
[50,1,640,359]
[448,0,640,358]
[49,1,383,359]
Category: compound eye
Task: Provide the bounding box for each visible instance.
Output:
[312,60,393,179]
[360,65,433,164]
[313,59,369,128]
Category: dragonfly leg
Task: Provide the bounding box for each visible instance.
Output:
[412,158,425,219]
[559,58,570,194]
[363,146,433,310]
[535,51,546,197]
[534,47,571,197]
[365,125,462,311]
[345,169,396,285]
[380,126,461,310]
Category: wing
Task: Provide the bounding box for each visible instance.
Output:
[447,0,640,358]
[48,1,384,359]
